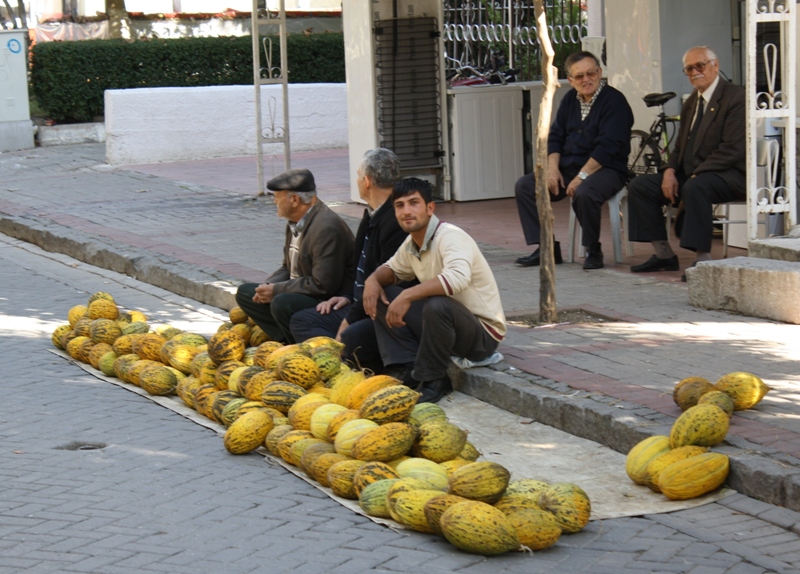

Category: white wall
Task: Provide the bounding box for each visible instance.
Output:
[105,84,348,165]
[605,0,733,132]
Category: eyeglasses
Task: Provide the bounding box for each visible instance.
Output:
[569,69,600,82]
[683,60,714,75]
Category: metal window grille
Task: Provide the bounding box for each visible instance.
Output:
[374,17,444,170]
[443,0,587,82]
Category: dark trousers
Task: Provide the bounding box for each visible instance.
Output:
[515,167,626,247]
[374,286,499,382]
[235,283,319,344]
[627,172,744,253]
[289,306,384,373]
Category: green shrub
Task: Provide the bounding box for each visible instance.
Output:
[31,34,345,122]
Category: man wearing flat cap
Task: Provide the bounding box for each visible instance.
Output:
[235,168,355,343]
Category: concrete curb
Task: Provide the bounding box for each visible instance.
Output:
[37,122,106,147]
[0,213,237,311]
[2,208,798,513]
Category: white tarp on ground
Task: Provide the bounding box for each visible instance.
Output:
[51,349,733,525]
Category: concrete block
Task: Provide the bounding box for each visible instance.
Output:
[687,257,800,324]
[37,122,106,147]
[749,237,800,262]
[104,84,348,165]
[0,120,35,152]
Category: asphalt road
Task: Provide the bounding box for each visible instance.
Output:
[1,234,798,574]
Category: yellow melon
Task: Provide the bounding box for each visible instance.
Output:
[714,372,770,410]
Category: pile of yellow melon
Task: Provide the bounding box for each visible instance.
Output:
[52,292,593,556]
[625,372,770,500]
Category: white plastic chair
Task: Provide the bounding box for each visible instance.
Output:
[567,187,631,264]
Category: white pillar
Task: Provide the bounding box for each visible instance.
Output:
[587,0,605,37]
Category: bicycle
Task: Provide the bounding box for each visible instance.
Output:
[445,51,519,87]
[627,91,681,180]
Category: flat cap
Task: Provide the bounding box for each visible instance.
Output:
[266,168,316,193]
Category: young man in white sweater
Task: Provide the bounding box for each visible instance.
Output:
[363,178,507,403]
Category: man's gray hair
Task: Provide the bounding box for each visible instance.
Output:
[683,46,718,65]
[360,148,401,189]
[293,191,316,204]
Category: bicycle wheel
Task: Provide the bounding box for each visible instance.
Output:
[628,129,661,179]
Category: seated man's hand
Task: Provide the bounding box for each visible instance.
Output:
[547,169,565,196]
[566,175,581,198]
[253,283,274,304]
[661,168,679,203]
[363,276,389,320]
[334,318,349,342]
[317,296,350,315]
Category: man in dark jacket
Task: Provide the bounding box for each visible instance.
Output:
[627,46,745,281]
[290,149,408,372]
[514,51,633,270]
[235,168,355,343]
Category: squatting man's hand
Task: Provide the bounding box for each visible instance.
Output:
[252,283,274,304]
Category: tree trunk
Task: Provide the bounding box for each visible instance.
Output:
[533,0,559,323]
[106,0,132,40]
[3,0,17,29]
[16,0,25,28]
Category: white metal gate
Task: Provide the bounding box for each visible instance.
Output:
[745,0,797,238]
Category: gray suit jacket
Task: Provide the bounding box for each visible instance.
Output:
[668,78,746,195]
[267,200,355,299]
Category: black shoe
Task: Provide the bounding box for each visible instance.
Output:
[514,242,562,267]
[402,368,421,391]
[681,261,698,282]
[417,376,453,404]
[583,243,604,270]
[630,254,680,273]
[384,362,412,381]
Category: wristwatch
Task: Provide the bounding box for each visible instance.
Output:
[578,171,588,180]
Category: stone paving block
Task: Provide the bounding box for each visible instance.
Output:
[717,540,796,572]
[679,542,728,558]
[22,549,89,563]
[66,551,138,573]
[683,566,727,574]
[724,563,770,574]
[755,506,800,530]
[746,531,800,548]
[649,514,727,544]
[1,557,46,570]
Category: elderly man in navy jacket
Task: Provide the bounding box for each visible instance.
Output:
[514,51,633,270]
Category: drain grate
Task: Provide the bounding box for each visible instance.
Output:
[55,441,107,451]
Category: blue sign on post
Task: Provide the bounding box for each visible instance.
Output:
[7,38,22,54]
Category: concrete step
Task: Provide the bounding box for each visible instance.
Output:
[749,237,800,262]
[37,122,105,147]
[687,256,800,323]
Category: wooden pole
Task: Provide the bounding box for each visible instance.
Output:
[533,0,559,323]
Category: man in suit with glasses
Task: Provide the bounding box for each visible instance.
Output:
[627,46,746,281]
[514,50,633,270]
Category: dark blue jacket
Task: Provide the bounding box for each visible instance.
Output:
[548,84,633,176]
[344,200,408,325]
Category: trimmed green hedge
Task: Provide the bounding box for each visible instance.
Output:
[31,33,345,122]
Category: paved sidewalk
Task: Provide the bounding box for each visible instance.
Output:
[0,144,798,512]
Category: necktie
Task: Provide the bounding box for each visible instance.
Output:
[689,97,704,143]
[682,97,705,175]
